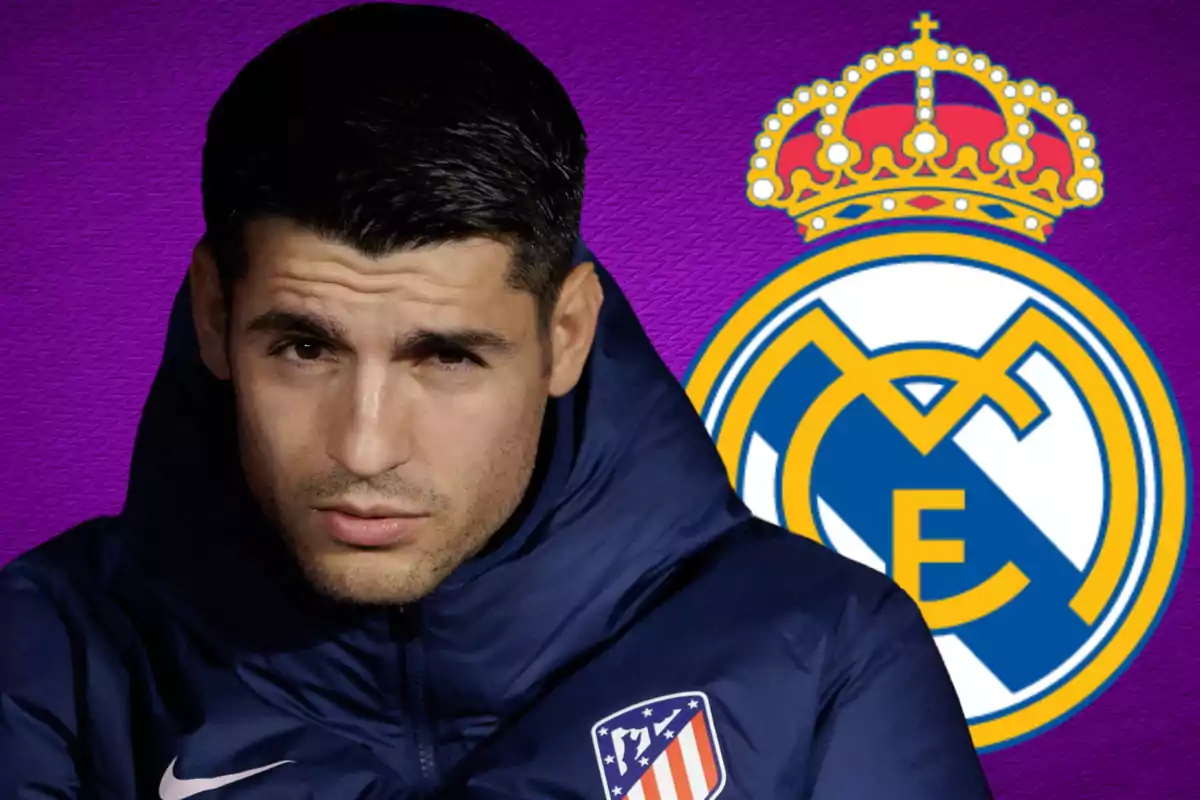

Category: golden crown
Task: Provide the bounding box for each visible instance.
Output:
[747,14,1104,243]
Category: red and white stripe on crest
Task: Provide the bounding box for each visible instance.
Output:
[621,712,720,800]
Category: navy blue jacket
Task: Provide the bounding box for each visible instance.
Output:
[0,244,992,798]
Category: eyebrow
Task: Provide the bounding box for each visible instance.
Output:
[247,309,347,342]
[245,309,517,357]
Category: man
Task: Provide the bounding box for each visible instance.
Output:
[0,3,993,798]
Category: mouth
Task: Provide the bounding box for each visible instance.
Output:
[312,504,431,549]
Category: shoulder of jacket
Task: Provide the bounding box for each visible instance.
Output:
[1,515,129,610]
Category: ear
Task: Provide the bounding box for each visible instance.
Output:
[547,260,604,397]
[188,241,231,380]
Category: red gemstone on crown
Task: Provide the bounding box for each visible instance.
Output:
[907,195,945,210]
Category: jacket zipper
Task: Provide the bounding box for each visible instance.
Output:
[402,604,441,793]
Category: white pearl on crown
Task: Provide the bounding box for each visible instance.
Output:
[752,179,774,200]
[828,143,850,165]
[1001,143,1024,165]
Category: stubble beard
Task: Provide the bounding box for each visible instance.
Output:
[235,404,547,608]
[282,468,534,607]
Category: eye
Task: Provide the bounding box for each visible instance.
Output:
[270,337,331,364]
[428,346,485,370]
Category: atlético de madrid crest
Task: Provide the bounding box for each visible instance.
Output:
[684,14,1191,752]
[592,692,726,800]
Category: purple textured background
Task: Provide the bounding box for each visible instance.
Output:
[1,0,1197,795]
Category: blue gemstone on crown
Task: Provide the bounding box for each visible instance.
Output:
[836,203,872,220]
[979,204,1016,220]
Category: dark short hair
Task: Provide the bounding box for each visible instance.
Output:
[201,2,587,327]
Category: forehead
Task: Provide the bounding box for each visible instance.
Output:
[236,217,529,325]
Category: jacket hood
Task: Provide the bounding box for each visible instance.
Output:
[121,240,750,725]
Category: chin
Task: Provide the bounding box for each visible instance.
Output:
[275,510,501,606]
[292,546,448,606]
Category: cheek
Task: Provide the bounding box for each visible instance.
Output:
[233,359,325,485]
[416,375,545,489]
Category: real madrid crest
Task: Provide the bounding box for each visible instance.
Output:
[683,14,1191,751]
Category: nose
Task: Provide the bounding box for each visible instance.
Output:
[326,360,412,478]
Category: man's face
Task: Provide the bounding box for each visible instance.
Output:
[191,218,600,605]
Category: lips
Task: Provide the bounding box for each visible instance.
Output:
[314,507,428,548]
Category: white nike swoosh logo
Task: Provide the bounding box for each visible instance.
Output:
[158,756,294,800]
